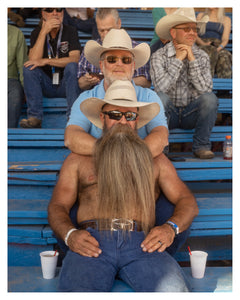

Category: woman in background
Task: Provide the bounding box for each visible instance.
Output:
[196,8,232,78]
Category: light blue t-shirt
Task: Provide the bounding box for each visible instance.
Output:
[67,80,168,139]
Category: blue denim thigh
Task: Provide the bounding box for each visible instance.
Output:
[180,92,218,151]
[117,233,189,292]
[8,78,24,128]
[59,228,189,292]
[58,228,119,292]
[61,62,82,117]
[23,66,66,119]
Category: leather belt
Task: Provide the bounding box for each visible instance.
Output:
[78,218,144,232]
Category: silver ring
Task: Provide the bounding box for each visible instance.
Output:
[158,241,162,246]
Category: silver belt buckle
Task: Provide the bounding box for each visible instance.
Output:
[111,218,134,231]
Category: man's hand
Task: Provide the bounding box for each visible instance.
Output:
[175,43,195,61]
[24,59,49,70]
[41,18,61,34]
[67,229,102,257]
[141,224,175,253]
[78,73,101,90]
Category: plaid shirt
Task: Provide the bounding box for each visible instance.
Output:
[150,41,213,107]
[77,38,150,81]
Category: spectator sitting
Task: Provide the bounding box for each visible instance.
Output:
[8,24,28,128]
[8,8,25,27]
[77,8,151,91]
[150,7,218,159]
[16,8,41,21]
[20,8,81,128]
[196,7,232,78]
[48,79,198,292]
[63,8,99,40]
[150,8,178,54]
[65,28,168,157]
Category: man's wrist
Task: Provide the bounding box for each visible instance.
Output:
[64,228,78,246]
[165,220,179,236]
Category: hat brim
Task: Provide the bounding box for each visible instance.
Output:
[84,40,150,69]
[156,14,209,40]
[80,97,160,129]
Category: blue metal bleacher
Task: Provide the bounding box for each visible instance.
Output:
[8,8,232,51]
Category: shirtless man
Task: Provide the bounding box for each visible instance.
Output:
[48,80,198,292]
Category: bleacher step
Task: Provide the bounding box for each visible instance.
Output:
[8,266,232,292]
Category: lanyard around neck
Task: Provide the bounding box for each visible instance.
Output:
[46,24,63,59]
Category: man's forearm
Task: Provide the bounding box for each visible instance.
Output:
[133,76,151,88]
[47,54,80,68]
[144,126,169,158]
[48,203,76,241]
[29,31,47,60]
[64,125,96,155]
[168,195,199,233]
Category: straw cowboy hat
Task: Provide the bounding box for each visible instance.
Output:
[80,80,160,129]
[84,28,150,69]
[155,7,209,40]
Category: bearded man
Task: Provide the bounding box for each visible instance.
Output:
[48,80,198,292]
[64,28,168,158]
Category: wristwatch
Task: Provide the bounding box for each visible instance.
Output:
[166,220,179,236]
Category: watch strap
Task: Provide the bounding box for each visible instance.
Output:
[165,220,179,235]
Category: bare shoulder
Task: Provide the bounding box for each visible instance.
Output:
[62,152,83,167]
[223,15,231,26]
[153,153,175,169]
[60,153,92,173]
[153,153,177,178]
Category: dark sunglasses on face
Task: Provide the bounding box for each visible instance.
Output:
[43,8,63,13]
[174,26,199,33]
[102,110,138,121]
[104,56,133,65]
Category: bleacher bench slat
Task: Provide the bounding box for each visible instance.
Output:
[20,97,232,114]
[8,126,232,143]
[7,266,232,292]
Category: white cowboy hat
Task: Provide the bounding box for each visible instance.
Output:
[84,29,150,69]
[80,80,160,129]
[155,7,209,40]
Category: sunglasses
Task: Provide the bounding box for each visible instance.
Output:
[43,8,63,13]
[104,56,133,65]
[102,110,138,121]
[174,26,199,33]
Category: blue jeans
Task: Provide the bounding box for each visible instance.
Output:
[59,228,189,292]
[23,62,81,119]
[158,91,218,152]
[57,194,190,256]
[8,78,24,128]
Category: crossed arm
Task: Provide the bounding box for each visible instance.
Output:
[64,125,168,158]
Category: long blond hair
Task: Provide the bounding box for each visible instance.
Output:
[94,124,155,233]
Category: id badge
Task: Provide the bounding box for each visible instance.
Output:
[52,72,59,85]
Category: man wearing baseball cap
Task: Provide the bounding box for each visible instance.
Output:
[150,7,218,159]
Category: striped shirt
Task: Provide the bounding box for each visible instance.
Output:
[150,41,213,107]
[77,38,150,81]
